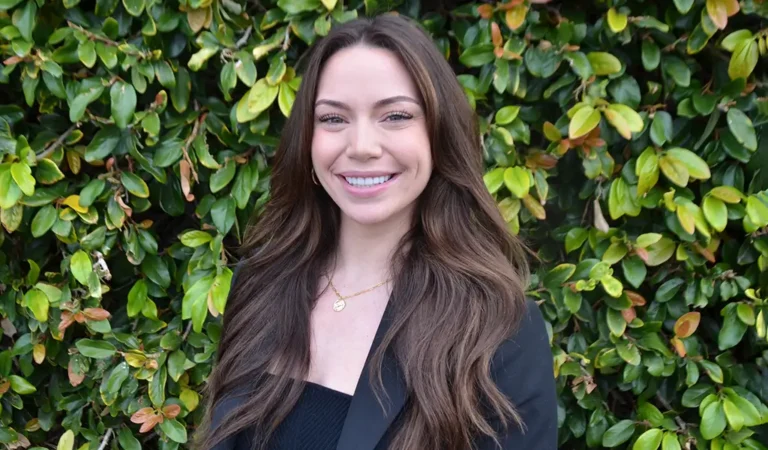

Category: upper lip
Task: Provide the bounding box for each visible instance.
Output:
[338,171,397,177]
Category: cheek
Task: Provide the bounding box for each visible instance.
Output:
[311,130,339,166]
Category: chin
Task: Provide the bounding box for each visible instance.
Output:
[338,205,403,227]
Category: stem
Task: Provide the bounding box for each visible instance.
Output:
[656,392,688,432]
[282,25,292,51]
[36,123,79,161]
[67,21,146,58]
[182,320,193,341]
[182,106,204,183]
[97,428,113,450]
[235,26,253,49]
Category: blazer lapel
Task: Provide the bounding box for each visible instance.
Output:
[336,297,407,450]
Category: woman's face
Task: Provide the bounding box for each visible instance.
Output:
[311,45,432,227]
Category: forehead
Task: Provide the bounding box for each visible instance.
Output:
[315,45,420,104]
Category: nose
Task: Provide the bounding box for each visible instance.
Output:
[345,120,382,160]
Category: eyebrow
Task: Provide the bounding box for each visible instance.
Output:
[314,95,421,110]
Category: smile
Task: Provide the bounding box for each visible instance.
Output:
[343,175,394,187]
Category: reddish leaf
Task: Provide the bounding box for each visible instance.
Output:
[83,308,111,321]
[625,290,647,306]
[163,404,181,419]
[674,311,701,338]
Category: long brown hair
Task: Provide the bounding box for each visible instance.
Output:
[193,14,530,450]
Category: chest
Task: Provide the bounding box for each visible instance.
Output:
[306,287,390,396]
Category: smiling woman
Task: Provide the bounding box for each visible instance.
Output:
[193,14,557,450]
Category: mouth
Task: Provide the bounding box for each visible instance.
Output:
[339,173,398,188]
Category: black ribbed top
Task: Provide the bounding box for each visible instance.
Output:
[267,381,353,449]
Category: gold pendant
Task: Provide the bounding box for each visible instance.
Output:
[332,299,346,312]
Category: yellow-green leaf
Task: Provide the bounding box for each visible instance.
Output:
[659,155,690,187]
[703,196,727,232]
[587,52,622,75]
[503,166,530,198]
[569,105,601,139]
[607,8,628,33]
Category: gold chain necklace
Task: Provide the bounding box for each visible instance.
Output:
[327,275,390,312]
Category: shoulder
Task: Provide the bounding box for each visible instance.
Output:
[486,299,559,448]
[491,299,552,373]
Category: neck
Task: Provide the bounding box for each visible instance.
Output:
[332,212,412,284]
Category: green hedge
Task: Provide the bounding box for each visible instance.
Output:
[1,0,767,448]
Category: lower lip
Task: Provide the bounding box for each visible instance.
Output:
[338,174,398,198]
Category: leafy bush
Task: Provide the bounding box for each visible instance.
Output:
[0,0,767,448]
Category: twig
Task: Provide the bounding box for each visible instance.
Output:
[181,105,205,183]
[282,25,292,51]
[97,428,113,450]
[67,21,146,58]
[36,123,79,161]
[656,392,688,432]
[235,26,253,49]
[182,320,193,341]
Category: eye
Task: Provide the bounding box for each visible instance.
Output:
[318,114,345,124]
[385,111,413,122]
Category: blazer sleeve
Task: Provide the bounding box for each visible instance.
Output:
[478,299,559,450]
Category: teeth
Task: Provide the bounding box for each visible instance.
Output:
[344,175,393,187]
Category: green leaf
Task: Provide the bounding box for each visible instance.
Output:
[30,204,57,237]
[13,0,36,42]
[212,268,233,314]
[9,374,36,394]
[24,288,48,322]
[586,52,622,75]
[665,148,710,180]
[723,398,744,431]
[503,166,529,198]
[70,250,92,285]
[659,154,690,187]
[565,228,588,253]
[632,428,662,450]
[85,126,120,162]
[722,30,754,52]
[642,40,661,71]
[210,160,236,193]
[484,168,505,194]
[736,304,755,325]
[100,361,128,406]
[622,255,646,288]
[718,309,748,350]
[0,0,24,11]
[661,432,681,450]
[495,106,521,125]
[673,0,694,13]
[569,105,601,139]
[710,186,744,203]
[10,162,34,196]
[728,39,758,81]
[238,78,279,123]
[75,338,116,359]
[277,0,321,14]
[726,394,762,426]
[602,420,635,447]
[127,279,147,317]
[601,274,624,298]
[746,196,768,226]
[158,419,188,443]
[663,56,691,87]
[650,111,673,146]
[211,196,236,234]
[141,255,170,289]
[645,237,675,266]
[57,430,75,450]
[703,196,728,232]
[603,242,628,265]
[118,428,141,450]
[726,109,757,152]
[153,138,184,168]
[636,147,660,197]
[180,230,212,247]
[122,0,145,16]
[700,401,726,440]
[110,81,136,129]
[616,339,641,365]
[121,172,149,198]
[35,159,65,185]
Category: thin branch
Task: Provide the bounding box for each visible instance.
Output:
[36,123,79,161]
[282,25,292,51]
[656,392,688,432]
[97,428,113,450]
[182,320,193,341]
[235,26,253,49]
[181,106,205,183]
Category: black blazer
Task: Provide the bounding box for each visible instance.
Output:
[208,287,558,450]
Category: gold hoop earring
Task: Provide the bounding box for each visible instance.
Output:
[311,169,319,186]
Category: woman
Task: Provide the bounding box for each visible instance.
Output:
[194,14,557,450]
